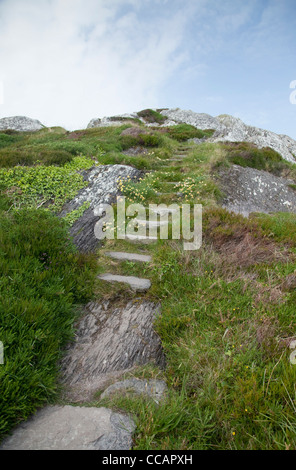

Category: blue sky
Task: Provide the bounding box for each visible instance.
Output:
[0,0,295,138]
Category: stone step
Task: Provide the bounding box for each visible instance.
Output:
[155,191,177,196]
[156,192,183,197]
[145,206,179,214]
[136,219,168,228]
[124,233,158,244]
[104,251,152,263]
[98,273,151,292]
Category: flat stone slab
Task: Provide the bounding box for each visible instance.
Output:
[0,406,135,450]
[124,233,157,243]
[147,206,179,215]
[101,378,167,403]
[136,219,168,227]
[98,273,151,292]
[60,300,165,401]
[104,251,152,262]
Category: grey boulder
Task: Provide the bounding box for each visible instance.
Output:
[0,116,45,132]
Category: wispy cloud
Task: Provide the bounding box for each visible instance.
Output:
[0,0,196,129]
[0,0,295,138]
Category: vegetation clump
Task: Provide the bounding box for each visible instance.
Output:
[138,108,167,124]
[167,124,214,142]
[221,142,287,175]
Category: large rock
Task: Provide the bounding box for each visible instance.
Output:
[87,113,141,128]
[0,116,45,132]
[60,300,165,402]
[60,164,142,252]
[0,405,135,450]
[218,164,296,217]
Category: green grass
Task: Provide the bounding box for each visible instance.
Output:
[250,212,296,246]
[96,212,296,449]
[0,207,97,439]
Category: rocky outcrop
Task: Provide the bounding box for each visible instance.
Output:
[87,108,296,163]
[159,109,296,164]
[218,164,296,217]
[87,113,141,128]
[0,116,45,132]
[60,164,142,252]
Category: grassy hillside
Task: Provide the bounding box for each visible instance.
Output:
[1,114,296,449]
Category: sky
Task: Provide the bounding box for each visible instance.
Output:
[0,0,295,138]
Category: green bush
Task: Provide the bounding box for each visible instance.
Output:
[137,109,167,124]
[0,156,94,211]
[222,142,285,174]
[119,133,163,150]
[167,124,214,142]
[0,148,73,168]
[0,209,97,440]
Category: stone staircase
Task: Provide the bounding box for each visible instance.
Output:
[0,144,191,451]
[97,143,191,292]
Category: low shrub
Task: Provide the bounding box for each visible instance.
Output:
[119,133,163,150]
[222,142,286,174]
[137,109,167,124]
[0,148,73,167]
[0,156,94,211]
[167,124,214,142]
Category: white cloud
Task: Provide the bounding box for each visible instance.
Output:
[0,0,193,129]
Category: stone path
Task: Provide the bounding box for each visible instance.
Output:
[0,144,192,450]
